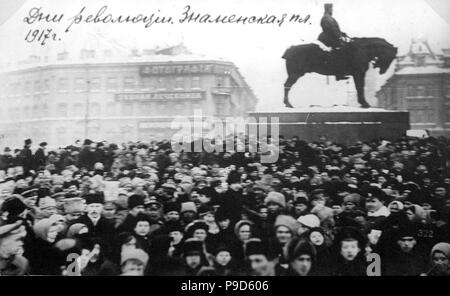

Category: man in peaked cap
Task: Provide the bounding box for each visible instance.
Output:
[34,142,48,171]
[0,220,29,275]
[19,139,33,175]
[72,193,115,246]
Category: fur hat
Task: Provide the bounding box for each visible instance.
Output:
[64,197,85,214]
[183,238,203,256]
[214,206,231,222]
[84,193,104,205]
[310,205,334,222]
[274,215,299,234]
[163,202,181,214]
[297,214,321,229]
[185,220,209,237]
[180,202,197,215]
[343,193,361,205]
[121,248,149,266]
[335,226,366,248]
[287,237,317,262]
[244,238,279,260]
[24,139,32,146]
[128,194,145,210]
[39,196,56,210]
[264,191,286,208]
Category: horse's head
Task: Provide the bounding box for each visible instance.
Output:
[374,45,397,75]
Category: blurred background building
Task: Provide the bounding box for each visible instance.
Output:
[377,38,450,136]
[0,41,258,148]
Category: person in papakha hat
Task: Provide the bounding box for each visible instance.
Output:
[120,248,149,276]
[244,238,285,276]
[214,205,236,247]
[185,219,215,257]
[219,170,244,224]
[383,223,427,276]
[286,237,317,276]
[0,220,29,275]
[63,196,85,223]
[116,194,146,234]
[264,191,286,221]
[180,201,198,226]
[181,237,210,276]
[72,193,115,247]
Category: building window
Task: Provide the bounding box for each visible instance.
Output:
[124,76,135,90]
[34,80,41,94]
[90,102,101,115]
[215,98,228,116]
[58,78,69,92]
[89,78,101,92]
[57,103,68,116]
[140,78,153,91]
[107,77,118,91]
[175,77,184,90]
[56,127,67,144]
[43,79,50,93]
[157,77,166,90]
[75,78,87,92]
[106,102,117,116]
[416,86,425,97]
[216,76,225,87]
[74,103,84,115]
[24,81,31,96]
[42,104,49,117]
[191,76,201,89]
[32,105,39,118]
[123,103,133,116]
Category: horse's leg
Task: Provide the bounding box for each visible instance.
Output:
[283,71,302,108]
[352,72,370,108]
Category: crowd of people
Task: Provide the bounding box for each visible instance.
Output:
[0,135,450,276]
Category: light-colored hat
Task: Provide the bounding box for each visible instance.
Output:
[297,214,321,229]
[121,248,149,266]
[39,197,56,210]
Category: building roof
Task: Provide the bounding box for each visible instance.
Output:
[395,65,450,75]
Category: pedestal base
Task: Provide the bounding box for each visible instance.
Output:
[248,106,410,145]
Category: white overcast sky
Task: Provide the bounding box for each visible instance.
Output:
[1,0,449,109]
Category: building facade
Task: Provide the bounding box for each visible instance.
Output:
[376,38,450,136]
[0,45,258,147]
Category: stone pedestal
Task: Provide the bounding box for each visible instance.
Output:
[248,106,410,145]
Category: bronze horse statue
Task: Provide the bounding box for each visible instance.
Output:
[282,37,397,108]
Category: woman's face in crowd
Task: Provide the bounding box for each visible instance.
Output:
[47,225,59,243]
[309,231,325,246]
[432,251,449,267]
[203,213,215,223]
[340,240,360,261]
[238,225,251,242]
[276,226,292,244]
[42,206,57,217]
[216,251,231,266]
[193,229,207,242]
[291,255,312,276]
[134,221,150,236]
[267,203,280,214]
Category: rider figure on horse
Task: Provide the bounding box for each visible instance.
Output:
[318,3,350,81]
